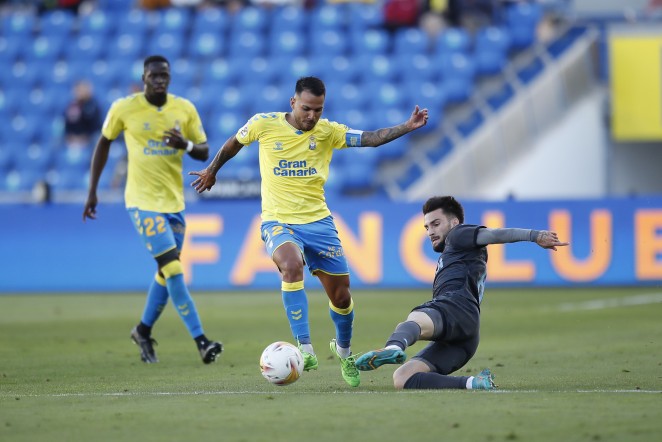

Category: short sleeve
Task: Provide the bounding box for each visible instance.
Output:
[101,100,124,140]
[235,113,263,145]
[184,103,207,144]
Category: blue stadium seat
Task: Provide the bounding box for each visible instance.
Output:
[5,61,39,89]
[117,9,149,36]
[86,59,123,91]
[38,10,76,37]
[351,29,391,55]
[54,147,93,172]
[438,53,475,103]
[373,106,409,131]
[486,82,515,110]
[192,7,230,34]
[356,54,399,83]
[457,110,485,138]
[148,31,186,59]
[49,167,87,191]
[253,84,289,113]
[11,142,54,175]
[311,29,348,56]
[201,58,241,88]
[3,169,41,192]
[24,86,64,116]
[169,58,197,88]
[435,28,471,55]
[190,32,226,60]
[107,32,145,63]
[0,147,11,173]
[394,162,424,191]
[0,35,23,63]
[79,10,112,36]
[324,82,368,114]
[377,137,408,162]
[339,148,379,193]
[1,12,36,36]
[25,35,65,62]
[67,32,107,62]
[7,112,39,143]
[276,56,313,86]
[207,110,244,143]
[425,136,453,165]
[269,30,305,58]
[311,4,346,30]
[393,27,430,55]
[403,80,447,123]
[240,56,280,86]
[367,81,406,110]
[229,30,266,58]
[215,85,250,114]
[347,2,384,31]
[505,2,542,50]
[308,55,359,84]
[155,8,192,33]
[517,56,544,84]
[271,6,307,33]
[334,108,370,131]
[396,53,439,82]
[231,7,270,34]
[474,26,512,76]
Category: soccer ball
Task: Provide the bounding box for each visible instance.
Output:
[259,341,304,386]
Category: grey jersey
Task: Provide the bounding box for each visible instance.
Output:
[433,224,488,304]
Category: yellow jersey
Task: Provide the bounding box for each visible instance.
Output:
[102,93,206,213]
[235,112,363,224]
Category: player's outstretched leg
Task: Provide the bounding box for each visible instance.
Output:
[330,338,360,387]
[471,368,497,390]
[130,326,158,363]
[355,346,407,371]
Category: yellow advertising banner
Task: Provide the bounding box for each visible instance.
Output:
[610,33,662,140]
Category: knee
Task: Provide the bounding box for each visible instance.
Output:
[277,257,304,281]
[329,287,351,309]
[392,368,410,390]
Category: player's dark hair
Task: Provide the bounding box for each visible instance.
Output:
[422,196,464,224]
[295,76,325,97]
[143,55,170,70]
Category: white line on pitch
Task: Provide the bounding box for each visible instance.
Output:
[558,293,662,312]
[2,389,660,398]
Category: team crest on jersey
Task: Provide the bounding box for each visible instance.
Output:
[274,142,283,151]
[308,136,317,150]
[143,122,151,131]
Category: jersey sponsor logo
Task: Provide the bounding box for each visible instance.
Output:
[273,159,318,177]
[144,139,178,156]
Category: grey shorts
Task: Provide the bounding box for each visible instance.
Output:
[410,290,481,375]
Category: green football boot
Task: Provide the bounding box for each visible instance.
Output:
[329,339,360,387]
[297,341,318,371]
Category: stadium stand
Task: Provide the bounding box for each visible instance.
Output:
[0,0,600,202]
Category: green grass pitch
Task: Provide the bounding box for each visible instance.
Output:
[1,287,660,442]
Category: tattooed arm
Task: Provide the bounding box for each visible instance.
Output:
[189,135,244,193]
[361,105,429,147]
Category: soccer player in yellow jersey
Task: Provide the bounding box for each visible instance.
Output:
[83,55,222,365]
[191,77,429,386]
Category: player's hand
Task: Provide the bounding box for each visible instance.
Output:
[163,128,187,150]
[189,168,217,193]
[536,231,569,251]
[83,194,98,222]
[407,105,429,131]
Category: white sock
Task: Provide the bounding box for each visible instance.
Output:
[385,344,401,351]
[466,377,474,389]
[336,344,351,359]
[300,343,315,355]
